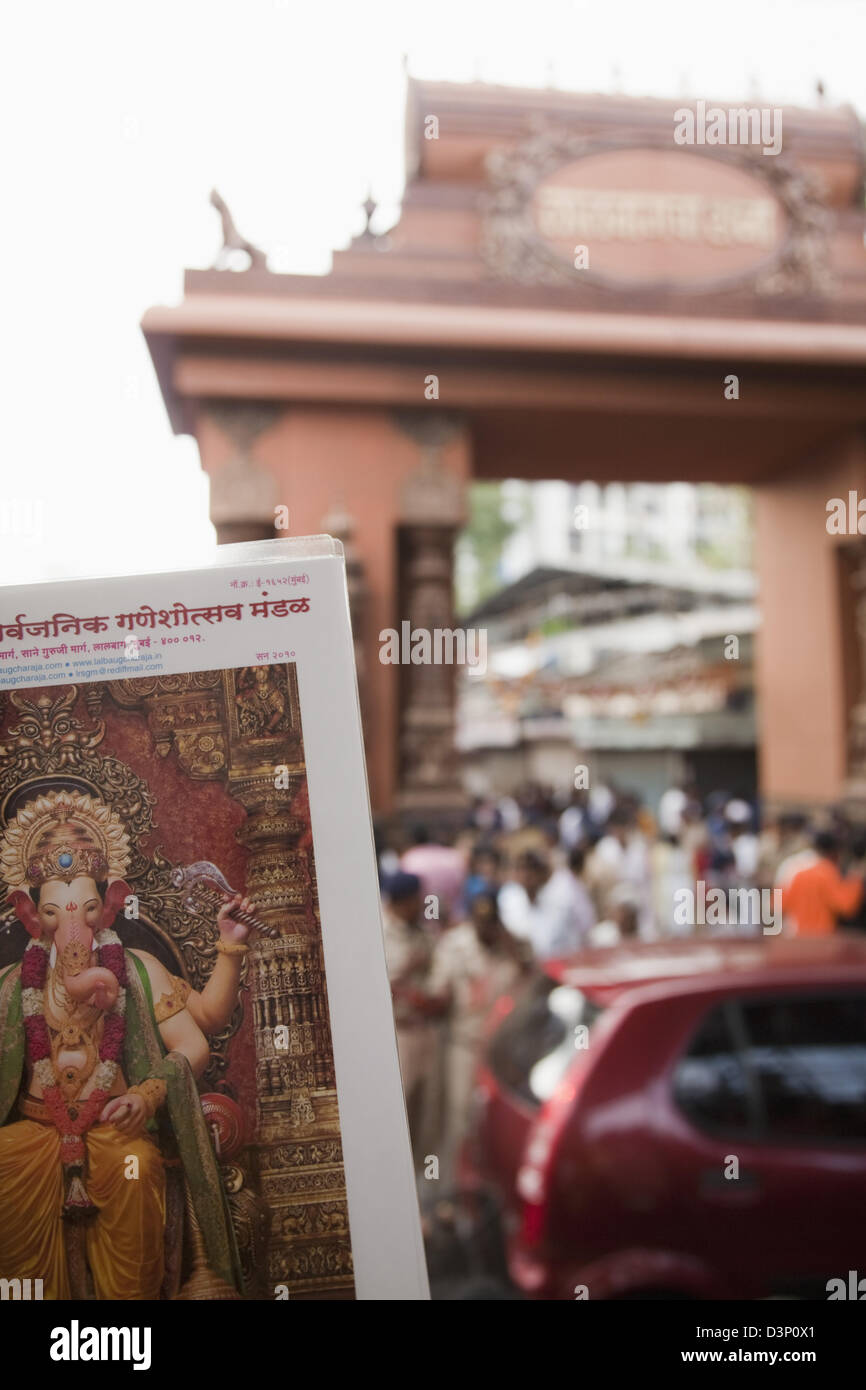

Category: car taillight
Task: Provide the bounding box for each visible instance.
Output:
[516,1073,581,1251]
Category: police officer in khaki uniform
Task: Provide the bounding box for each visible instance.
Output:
[380,872,442,1171]
[428,888,531,1185]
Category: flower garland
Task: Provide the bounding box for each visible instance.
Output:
[21,928,127,1217]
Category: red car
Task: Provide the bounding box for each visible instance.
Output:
[461,934,866,1299]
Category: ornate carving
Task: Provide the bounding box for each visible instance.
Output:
[260,1169,346,1197]
[210,189,267,271]
[259,1123,352,1297]
[220,663,350,1296]
[110,675,226,780]
[481,125,832,297]
[0,688,104,777]
[225,667,301,761]
[278,1200,349,1237]
[109,672,223,700]
[234,665,291,738]
[394,410,464,453]
[226,1175,273,1299]
[258,1138,344,1169]
[396,525,466,816]
[751,154,833,296]
[395,411,467,526]
[267,1240,353,1290]
[210,456,280,530]
[167,729,226,778]
[203,401,284,532]
[0,689,156,880]
[205,402,284,452]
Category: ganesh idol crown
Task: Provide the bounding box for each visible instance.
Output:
[1,784,132,891]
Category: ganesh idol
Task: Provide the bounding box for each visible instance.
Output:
[0,787,254,1299]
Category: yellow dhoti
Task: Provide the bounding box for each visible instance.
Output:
[0,1119,165,1300]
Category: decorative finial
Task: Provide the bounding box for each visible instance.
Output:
[359,190,377,241]
[209,189,267,271]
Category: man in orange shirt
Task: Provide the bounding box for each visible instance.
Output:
[783,832,864,937]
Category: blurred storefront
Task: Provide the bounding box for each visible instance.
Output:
[143,78,866,821]
[457,565,756,807]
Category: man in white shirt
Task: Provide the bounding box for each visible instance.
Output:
[586,808,653,937]
[499,850,590,961]
[658,784,688,838]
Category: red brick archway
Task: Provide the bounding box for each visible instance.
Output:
[144,80,866,818]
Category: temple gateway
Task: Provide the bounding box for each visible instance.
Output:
[143,78,866,822]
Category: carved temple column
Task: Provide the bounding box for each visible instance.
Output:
[223,667,351,1297]
[393,412,469,825]
[204,403,285,545]
[232,781,327,1133]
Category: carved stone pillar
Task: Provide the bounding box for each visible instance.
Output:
[234,786,323,1133]
[205,402,284,545]
[394,411,469,823]
[223,666,351,1297]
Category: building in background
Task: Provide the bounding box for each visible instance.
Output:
[457,479,753,608]
[457,561,755,808]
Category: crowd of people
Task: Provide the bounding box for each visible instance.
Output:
[376,781,866,1178]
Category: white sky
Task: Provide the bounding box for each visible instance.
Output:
[2,0,864,586]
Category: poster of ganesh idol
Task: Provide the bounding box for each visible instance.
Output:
[0,537,428,1302]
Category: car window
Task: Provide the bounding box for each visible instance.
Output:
[740,994,866,1144]
[486,973,604,1107]
[673,1002,754,1135]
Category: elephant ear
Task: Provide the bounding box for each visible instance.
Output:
[101,878,133,930]
[7,890,41,939]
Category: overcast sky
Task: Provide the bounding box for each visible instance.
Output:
[3,0,864,586]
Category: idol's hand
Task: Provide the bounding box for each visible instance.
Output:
[66,965,119,1012]
[217,893,256,944]
[100,1092,147,1139]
